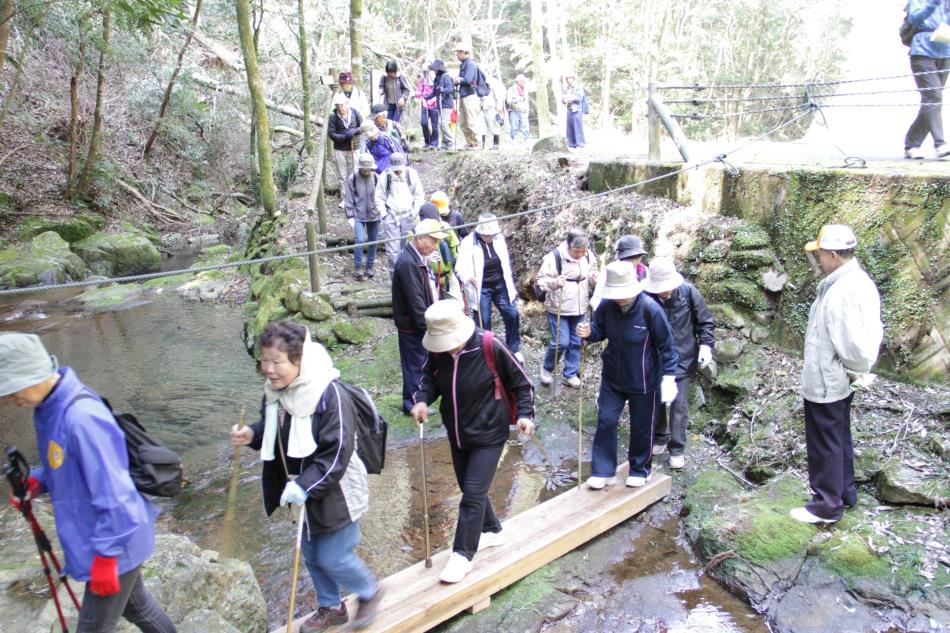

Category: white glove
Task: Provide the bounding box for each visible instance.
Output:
[347,218,355,229]
[660,375,678,405]
[280,481,307,506]
[517,418,535,437]
[697,345,712,369]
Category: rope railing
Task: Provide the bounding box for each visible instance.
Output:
[0,108,818,299]
[660,68,950,91]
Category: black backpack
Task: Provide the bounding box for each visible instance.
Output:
[336,382,388,475]
[474,65,491,98]
[900,7,931,46]
[68,394,183,497]
[533,248,563,301]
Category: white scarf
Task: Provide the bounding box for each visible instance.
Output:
[260,336,340,461]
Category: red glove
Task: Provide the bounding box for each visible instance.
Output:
[7,475,41,510]
[89,556,120,596]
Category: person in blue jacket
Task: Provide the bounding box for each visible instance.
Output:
[577,261,679,489]
[361,120,402,174]
[0,332,176,633]
[904,0,950,159]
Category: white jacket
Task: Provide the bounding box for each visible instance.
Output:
[455,232,518,306]
[374,166,425,220]
[802,258,883,404]
[536,241,597,317]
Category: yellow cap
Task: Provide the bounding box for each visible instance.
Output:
[430,190,449,214]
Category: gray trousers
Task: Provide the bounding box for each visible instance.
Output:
[76,566,176,633]
[382,213,416,275]
[440,107,455,149]
[334,149,358,188]
[653,375,691,456]
[905,55,950,150]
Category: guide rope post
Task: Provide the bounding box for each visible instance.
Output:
[305,220,322,292]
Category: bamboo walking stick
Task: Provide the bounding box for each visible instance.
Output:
[551,280,564,396]
[286,504,306,633]
[221,406,247,558]
[576,311,589,488]
[419,423,432,568]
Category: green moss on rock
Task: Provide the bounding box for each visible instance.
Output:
[0,232,86,288]
[73,231,162,276]
[720,278,769,312]
[731,224,771,250]
[727,248,776,270]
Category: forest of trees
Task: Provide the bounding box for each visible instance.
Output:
[0,0,850,221]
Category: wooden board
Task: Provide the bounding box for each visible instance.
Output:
[273,465,670,633]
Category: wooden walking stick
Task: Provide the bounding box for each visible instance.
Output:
[551,283,563,396]
[286,504,306,633]
[221,406,247,558]
[576,314,589,488]
[419,423,432,568]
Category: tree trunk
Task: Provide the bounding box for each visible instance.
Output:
[545,0,564,124]
[0,3,45,130]
[296,0,313,157]
[0,0,13,75]
[349,0,363,90]
[190,74,324,125]
[77,6,111,200]
[236,0,278,217]
[143,0,203,160]
[67,22,86,197]
[529,0,552,137]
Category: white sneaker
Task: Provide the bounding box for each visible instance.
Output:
[514,352,525,365]
[564,375,581,388]
[626,474,651,487]
[439,552,474,583]
[651,443,668,455]
[938,144,950,158]
[669,455,686,470]
[586,476,611,490]
[539,367,553,385]
[904,147,925,159]
[789,507,836,524]
[477,531,506,551]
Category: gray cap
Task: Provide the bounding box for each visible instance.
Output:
[389,152,407,168]
[616,235,647,259]
[357,152,377,171]
[0,333,59,397]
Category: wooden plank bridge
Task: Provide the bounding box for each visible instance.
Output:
[272,466,671,633]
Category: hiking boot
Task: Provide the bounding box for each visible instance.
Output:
[477,530,506,551]
[440,552,473,583]
[539,367,553,385]
[352,587,384,630]
[651,442,668,455]
[626,473,651,487]
[904,146,925,159]
[669,455,686,470]
[301,604,348,632]
[364,265,376,278]
[355,268,365,281]
[564,375,581,388]
[789,507,837,524]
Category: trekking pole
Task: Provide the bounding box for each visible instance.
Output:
[286,504,306,633]
[551,285,563,396]
[576,317,588,489]
[419,423,432,568]
[221,406,246,558]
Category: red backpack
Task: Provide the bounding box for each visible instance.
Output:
[481,331,518,426]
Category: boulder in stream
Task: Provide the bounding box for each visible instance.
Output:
[0,231,86,288]
[73,231,162,277]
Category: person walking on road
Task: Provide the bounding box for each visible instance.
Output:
[903,0,950,159]
[362,120,402,174]
[454,39,486,150]
[790,225,883,524]
[411,300,535,584]
[480,74,505,150]
[0,333,177,633]
[328,93,363,190]
[506,74,530,141]
[562,72,586,149]
[416,68,440,150]
[378,60,411,123]
[375,153,425,275]
[229,322,383,631]
[577,261,679,489]
[344,153,381,280]
[642,258,715,470]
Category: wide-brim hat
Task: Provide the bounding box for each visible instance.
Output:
[642,257,684,294]
[601,261,642,301]
[476,213,501,236]
[338,71,353,83]
[0,332,58,397]
[616,234,647,259]
[804,224,857,252]
[357,152,376,170]
[423,300,476,353]
[428,59,447,73]
[360,120,378,138]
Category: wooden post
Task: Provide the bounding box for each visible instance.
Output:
[305,220,321,292]
[647,81,660,162]
[648,91,690,163]
[307,88,334,234]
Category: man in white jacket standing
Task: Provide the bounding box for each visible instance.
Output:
[791,224,883,524]
[455,213,523,363]
[376,152,425,276]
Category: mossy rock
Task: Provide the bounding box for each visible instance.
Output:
[284,283,303,313]
[77,284,144,311]
[73,231,162,277]
[719,278,769,312]
[726,248,776,270]
[299,292,334,321]
[193,245,233,266]
[714,349,765,396]
[876,461,950,507]
[813,531,891,580]
[708,303,748,329]
[699,239,731,263]
[731,224,771,249]
[532,136,569,154]
[695,263,733,286]
[0,231,86,288]
[329,317,374,345]
[713,337,746,362]
[18,215,98,243]
[142,272,193,290]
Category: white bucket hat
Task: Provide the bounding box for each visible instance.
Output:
[601,261,642,301]
[360,120,378,139]
[332,93,348,106]
[423,300,476,353]
[0,333,59,397]
[804,224,857,252]
[476,213,501,236]
[642,258,684,294]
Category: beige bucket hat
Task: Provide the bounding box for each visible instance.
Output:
[642,258,684,294]
[601,261,642,301]
[423,300,476,353]
[476,213,501,236]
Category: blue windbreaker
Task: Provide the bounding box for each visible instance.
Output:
[907,0,950,58]
[586,294,679,393]
[30,367,158,581]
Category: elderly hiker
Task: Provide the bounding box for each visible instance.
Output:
[393,219,448,415]
[417,202,462,301]
[455,213,523,363]
[506,74,530,141]
[361,120,402,174]
[536,230,598,388]
[230,322,382,631]
[790,225,883,524]
[903,0,950,159]
[328,93,363,189]
[0,333,177,633]
[590,234,649,311]
[378,60,411,123]
[430,190,469,239]
[411,300,535,584]
[376,152,425,275]
[562,72,586,149]
[344,153,380,280]
[577,261,679,489]
[335,71,370,119]
[454,39,485,150]
[480,74,505,150]
[427,59,456,150]
[642,258,715,470]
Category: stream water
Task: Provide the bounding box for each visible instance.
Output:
[0,283,767,631]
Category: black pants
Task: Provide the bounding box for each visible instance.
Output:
[449,442,504,560]
[653,375,690,456]
[803,394,856,521]
[398,330,427,413]
[76,565,176,633]
[905,55,950,150]
[421,107,440,148]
